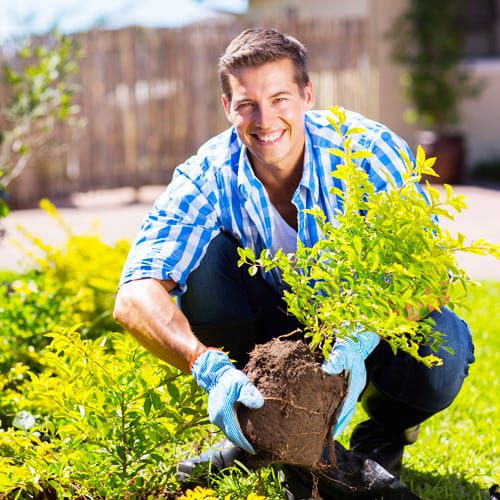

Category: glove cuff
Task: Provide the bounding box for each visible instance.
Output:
[336,330,380,359]
[189,345,209,372]
[352,330,380,358]
[191,349,232,392]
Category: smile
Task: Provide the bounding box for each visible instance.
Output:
[254,130,285,144]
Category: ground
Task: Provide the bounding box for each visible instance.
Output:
[1,184,499,281]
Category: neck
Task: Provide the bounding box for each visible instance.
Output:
[251,153,304,202]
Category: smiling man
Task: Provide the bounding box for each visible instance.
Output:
[114,28,474,497]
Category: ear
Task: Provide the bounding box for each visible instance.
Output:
[303,81,314,111]
[221,94,232,123]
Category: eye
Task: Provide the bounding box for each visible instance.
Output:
[274,96,288,104]
[236,102,254,111]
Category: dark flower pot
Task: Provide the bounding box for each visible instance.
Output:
[417,130,465,184]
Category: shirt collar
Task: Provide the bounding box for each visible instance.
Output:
[296,127,320,203]
[236,142,262,198]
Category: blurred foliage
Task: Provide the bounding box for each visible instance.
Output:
[0,199,129,377]
[471,159,500,182]
[0,32,82,217]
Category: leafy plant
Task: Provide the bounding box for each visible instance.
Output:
[0,326,210,498]
[0,199,130,375]
[238,106,499,366]
[0,32,82,217]
[387,0,481,129]
[179,485,268,500]
[207,463,285,500]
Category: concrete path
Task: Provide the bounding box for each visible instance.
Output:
[1,184,499,281]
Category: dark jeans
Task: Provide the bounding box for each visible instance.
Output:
[179,232,475,423]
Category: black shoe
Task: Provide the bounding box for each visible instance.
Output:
[350,419,420,478]
[176,439,242,483]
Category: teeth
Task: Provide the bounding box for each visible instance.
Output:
[257,132,282,143]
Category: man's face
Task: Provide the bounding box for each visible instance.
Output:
[222,58,313,175]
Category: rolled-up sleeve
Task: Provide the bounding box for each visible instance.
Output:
[119,162,220,294]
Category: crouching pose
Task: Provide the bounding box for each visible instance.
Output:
[114,28,474,497]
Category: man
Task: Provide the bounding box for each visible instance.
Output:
[114,27,474,491]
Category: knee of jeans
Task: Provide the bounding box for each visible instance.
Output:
[430,307,475,371]
[409,308,475,411]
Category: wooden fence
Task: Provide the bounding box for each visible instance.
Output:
[1,17,373,208]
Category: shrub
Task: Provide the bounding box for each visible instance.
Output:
[0,326,209,498]
[0,199,130,375]
[239,107,499,365]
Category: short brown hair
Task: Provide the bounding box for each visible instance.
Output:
[218,28,310,101]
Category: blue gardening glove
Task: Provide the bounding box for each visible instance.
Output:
[191,349,264,454]
[322,331,380,437]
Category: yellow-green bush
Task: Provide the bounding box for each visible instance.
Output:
[0,200,130,375]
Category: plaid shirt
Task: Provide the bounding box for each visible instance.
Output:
[120,109,426,294]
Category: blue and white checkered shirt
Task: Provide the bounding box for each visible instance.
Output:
[120,109,426,293]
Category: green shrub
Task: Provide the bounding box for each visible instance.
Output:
[0,199,130,375]
[239,107,499,365]
[0,326,210,498]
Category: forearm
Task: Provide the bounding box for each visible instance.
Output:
[113,278,205,373]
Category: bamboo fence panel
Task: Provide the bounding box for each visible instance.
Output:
[0,18,372,208]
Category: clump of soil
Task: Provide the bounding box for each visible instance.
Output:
[238,338,347,470]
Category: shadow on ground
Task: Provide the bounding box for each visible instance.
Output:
[402,468,492,499]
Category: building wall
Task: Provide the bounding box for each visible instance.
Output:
[461,61,500,168]
[247,0,500,171]
[366,0,418,146]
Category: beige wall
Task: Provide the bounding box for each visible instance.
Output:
[461,61,500,168]
[247,0,500,170]
[366,0,417,146]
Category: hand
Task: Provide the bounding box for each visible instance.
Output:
[191,349,264,454]
[322,331,380,437]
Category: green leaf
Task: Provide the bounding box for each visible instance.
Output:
[143,396,152,417]
[328,147,346,158]
[416,145,426,165]
[350,150,374,159]
[426,181,441,204]
[345,127,366,135]
[151,390,163,410]
[248,265,258,276]
[166,382,180,402]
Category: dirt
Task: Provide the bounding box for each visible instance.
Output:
[238,338,348,470]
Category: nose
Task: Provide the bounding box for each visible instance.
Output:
[255,102,274,129]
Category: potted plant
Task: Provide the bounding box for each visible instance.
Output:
[387,0,482,184]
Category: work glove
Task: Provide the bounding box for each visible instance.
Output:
[191,349,264,454]
[322,330,380,437]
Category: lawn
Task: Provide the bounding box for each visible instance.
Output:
[403,281,500,499]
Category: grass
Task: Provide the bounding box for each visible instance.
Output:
[401,281,500,499]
